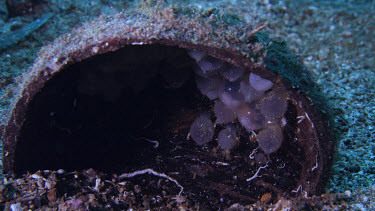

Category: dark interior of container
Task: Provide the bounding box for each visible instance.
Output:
[13,44,304,206]
[15,45,208,173]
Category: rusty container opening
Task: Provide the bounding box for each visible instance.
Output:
[1,7,336,207]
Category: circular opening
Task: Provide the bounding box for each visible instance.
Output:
[14,44,308,205]
[15,45,208,173]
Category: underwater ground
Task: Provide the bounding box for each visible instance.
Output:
[0,0,374,209]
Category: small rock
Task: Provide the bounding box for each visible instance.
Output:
[343,31,352,38]
[134,185,141,194]
[344,190,352,197]
[352,203,366,211]
[47,188,57,203]
[228,203,240,208]
[10,203,22,211]
[362,196,369,202]
[59,199,86,211]
[260,192,272,203]
[57,169,65,174]
[346,165,360,173]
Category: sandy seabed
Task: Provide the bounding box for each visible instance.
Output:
[0,0,374,209]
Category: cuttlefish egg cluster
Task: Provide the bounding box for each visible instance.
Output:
[188,50,288,155]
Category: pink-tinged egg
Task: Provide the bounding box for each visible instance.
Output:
[221,65,245,82]
[194,56,224,78]
[214,100,237,124]
[187,50,206,62]
[257,124,283,155]
[237,104,266,132]
[240,76,264,102]
[195,75,223,100]
[217,125,238,150]
[219,80,245,109]
[189,114,215,146]
[197,56,224,71]
[249,73,273,91]
[259,89,288,120]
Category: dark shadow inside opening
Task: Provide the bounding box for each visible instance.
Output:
[15,45,207,174]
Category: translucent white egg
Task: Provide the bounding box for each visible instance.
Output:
[219,80,245,109]
[249,73,273,91]
[190,114,215,146]
[198,56,224,71]
[254,153,268,165]
[221,65,245,82]
[237,104,266,132]
[240,76,264,102]
[257,124,283,154]
[259,89,288,120]
[217,125,238,150]
[214,100,237,124]
[194,56,224,78]
[195,75,223,100]
[187,50,206,62]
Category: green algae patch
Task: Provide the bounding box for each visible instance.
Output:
[253,31,341,127]
[252,32,342,186]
